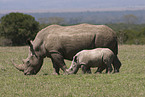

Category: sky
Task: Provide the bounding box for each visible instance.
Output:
[0,0,145,13]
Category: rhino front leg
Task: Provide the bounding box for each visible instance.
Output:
[81,65,87,74]
[81,65,91,74]
[50,53,67,75]
[86,68,92,74]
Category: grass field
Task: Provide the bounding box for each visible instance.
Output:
[0,45,145,97]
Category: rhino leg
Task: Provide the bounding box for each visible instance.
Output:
[95,61,106,73]
[86,68,92,74]
[81,65,91,74]
[95,66,106,73]
[81,65,87,74]
[106,63,113,73]
[112,55,122,73]
[50,53,67,75]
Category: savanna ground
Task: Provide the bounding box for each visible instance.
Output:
[0,45,145,97]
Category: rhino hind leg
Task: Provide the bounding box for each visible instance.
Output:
[95,65,106,74]
[106,63,113,73]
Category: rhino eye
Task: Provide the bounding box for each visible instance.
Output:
[26,61,30,64]
[71,68,73,70]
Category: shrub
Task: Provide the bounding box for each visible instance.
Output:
[0,12,39,45]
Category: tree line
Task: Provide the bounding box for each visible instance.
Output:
[0,12,145,46]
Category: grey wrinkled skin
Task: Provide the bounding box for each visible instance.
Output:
[67,48,114,74]
[12,24,121,75]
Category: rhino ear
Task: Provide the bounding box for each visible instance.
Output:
[73,56,77,62]
[26,39,33,50]
[26,39,37,57]
[27,39,32,46]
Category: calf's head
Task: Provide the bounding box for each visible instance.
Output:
[12,40,43,75]
[67,56,80,74]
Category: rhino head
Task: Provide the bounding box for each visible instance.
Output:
[12,40,44,75]
[66,56,80,74]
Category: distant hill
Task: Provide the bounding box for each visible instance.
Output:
[1,10,145,24]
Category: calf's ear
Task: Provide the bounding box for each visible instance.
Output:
[73,56,77,62]
[26,39,32,46]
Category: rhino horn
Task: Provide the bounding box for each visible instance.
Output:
[11,60,25,71]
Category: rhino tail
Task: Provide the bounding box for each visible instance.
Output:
[112,38,118,55]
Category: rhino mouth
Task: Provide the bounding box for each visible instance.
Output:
[23,66,39,75]
[24,71,37,75]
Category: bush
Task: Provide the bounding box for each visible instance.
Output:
[0,37,12,46]
[107,23,145,44]
[0,12,39,45]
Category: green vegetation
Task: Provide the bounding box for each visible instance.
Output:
[107,23,145,44]
[0,45,145,97]
[0,12,39,45]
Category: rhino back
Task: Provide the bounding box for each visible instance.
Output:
[35,24,115,40]
[77,49,103,67]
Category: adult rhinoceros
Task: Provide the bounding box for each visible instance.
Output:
[12,24,121,75]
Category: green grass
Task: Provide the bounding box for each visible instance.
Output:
[0,45,145,97]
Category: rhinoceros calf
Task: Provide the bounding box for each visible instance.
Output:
[67,48,114,74]
[12,24,121,75]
